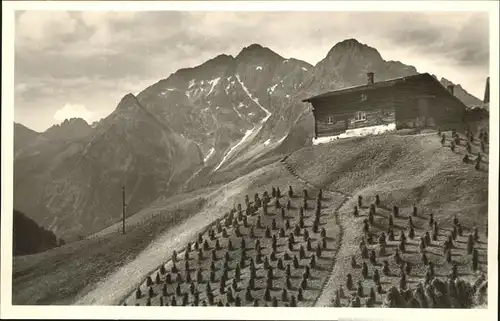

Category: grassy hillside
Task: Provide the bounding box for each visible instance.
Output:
[286,131,488,231]
[285,130,489,307]
[12,187,211,305]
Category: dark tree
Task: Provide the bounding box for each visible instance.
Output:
[160,264,167,275]
[264,288,271,301]
[373,268,380,285]
[297,288,304,301]
[472,249,479,271]
[408,226,415,239]
[353,205,359,217]
[362,262,368,279]
[357,280,364,297]
[265,226,272,238]
[346,273,353,290]
[393,205,399,217]
[281,288,288,302]
[369,249,377,265]
[310,254,316,269]
[382,260,390,276]
[135,288,142,299]
[351,256,357,268]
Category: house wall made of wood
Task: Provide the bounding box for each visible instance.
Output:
[309,75,467,138]
[392,77,466,131]
[311,87,397,138]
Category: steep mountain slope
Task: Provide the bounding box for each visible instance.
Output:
[13,209,64,256]
[14,93,203,240]
[440,77,484,107]
[14,123,43,154]
[137,44,313,176]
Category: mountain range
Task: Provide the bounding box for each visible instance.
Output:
[13,38,484,241]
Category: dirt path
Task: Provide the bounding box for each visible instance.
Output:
[75,164,274,306]
[280,156,351,307]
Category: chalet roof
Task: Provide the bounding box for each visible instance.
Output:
[303,72,438,102]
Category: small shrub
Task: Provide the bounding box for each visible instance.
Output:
[351,256,357,268]
[382,260,390,276]
[472,249,479,271]
[362,262,368,279]
[346,273,353,290]
[393,205,399,217]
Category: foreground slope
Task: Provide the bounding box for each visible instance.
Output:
[286,131,488,230]
[285,130,488,307]
[12,130,488,306]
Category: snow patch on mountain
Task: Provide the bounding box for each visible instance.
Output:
[207,77,221,96]
[188,79,196,88]
[235,74,272,123]
[264,139,271,146]
[301,67,308,71]
[204,147,215,162]
[233,105,244,120]
[256,66,262,71]
[213,75,274,172]
[268,83,279,94]
[213,128,255,171]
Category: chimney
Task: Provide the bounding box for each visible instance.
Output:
[446,84,454,96]
[367,72,374,85]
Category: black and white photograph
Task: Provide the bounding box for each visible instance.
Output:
[1,1,498,320]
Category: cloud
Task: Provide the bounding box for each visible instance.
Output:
[53,103,94,123]
[16,11,78,48]
[14,11,490,132]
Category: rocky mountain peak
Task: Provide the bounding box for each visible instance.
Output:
[116,93,139,109]
[325,38,383,62]
[43,117,92,141]
[236,43,285,61]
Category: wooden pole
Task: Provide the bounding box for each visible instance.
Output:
[122,185,126,235]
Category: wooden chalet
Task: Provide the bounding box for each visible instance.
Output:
[303,72,467,139]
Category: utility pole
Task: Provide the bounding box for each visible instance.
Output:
[122,185,126,235]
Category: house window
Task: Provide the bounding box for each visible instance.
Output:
[327,116,334,124]
[354,111,367,122]
[361,93,368,102]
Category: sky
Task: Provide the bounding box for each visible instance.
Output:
[14,10,490,132]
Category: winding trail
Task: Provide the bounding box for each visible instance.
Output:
[280,155,352,307]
